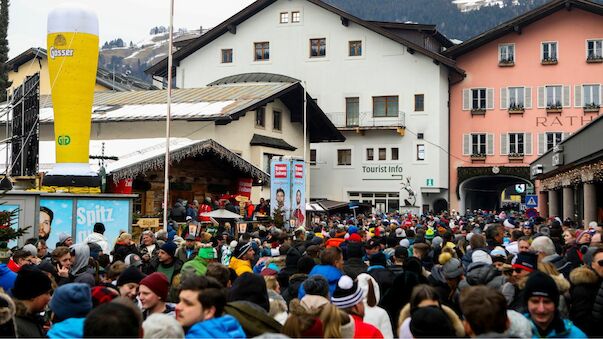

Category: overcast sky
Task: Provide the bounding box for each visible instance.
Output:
[7,0,255,58]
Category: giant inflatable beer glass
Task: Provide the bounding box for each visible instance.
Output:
[43,5,100,190]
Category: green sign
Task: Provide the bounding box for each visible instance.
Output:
[426,179,434,187]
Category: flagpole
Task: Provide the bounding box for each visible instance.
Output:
[163,0,174,231]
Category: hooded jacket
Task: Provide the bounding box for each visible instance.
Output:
[397,303,465,338]
[569,267,601,336]
[185,315,246,339]
[281,273,307,305]
[224,301,282,337]
[14,299,45,338]
[85,232,109,255]
[461,262,505,290]
[69,243,96,285]
[181,255,210,277]
[0,263,16,293]
[228,256,252,276]
[357,273,393,338]
[300,264,343,298]
[47,317,85,338]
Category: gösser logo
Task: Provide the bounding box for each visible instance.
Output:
[57,135,71,146]
[49,47,74,59]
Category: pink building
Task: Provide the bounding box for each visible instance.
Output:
[446,0,603,220]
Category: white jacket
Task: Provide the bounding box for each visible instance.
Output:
[85,232,109,255]
[357,273,394,338]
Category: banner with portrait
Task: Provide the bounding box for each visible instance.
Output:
[40,198,74,249]
[270,159,290,223]
[290,160,306,228]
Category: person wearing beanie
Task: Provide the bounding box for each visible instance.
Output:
[524,271,586,338]
[117,266,146,301]
[409,306,456,337]
[150,242,183,299]
[142,313,185,338]
[181,246,216,277]
[84,222,109,255]
[56,232,73,248]
[175,234,199,263]
[12,266,52,338]
[90,285,120,307]
[343,242,368,279]
[47,283,92,338]
[228,241,255,276]
[331,275,383,338]
[139,272,175,320]
[176,275,245,338]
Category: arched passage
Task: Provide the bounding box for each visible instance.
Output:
[433,198,448,214]
[459,175,533,211]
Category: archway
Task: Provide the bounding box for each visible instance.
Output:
[459,175,533,212]
[433,198,448,214]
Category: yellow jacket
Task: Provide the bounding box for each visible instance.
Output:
[229,256,252,276]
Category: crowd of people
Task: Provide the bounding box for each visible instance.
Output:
[0,209,602,338]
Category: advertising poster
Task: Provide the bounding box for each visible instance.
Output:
[270,159,291,223]
[40,199,74,249]
[0,204,20,248]
[76,199,130,246]
[237,178,253,199]
[290,160,306,228]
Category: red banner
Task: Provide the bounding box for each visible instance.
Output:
[237,178,253,199]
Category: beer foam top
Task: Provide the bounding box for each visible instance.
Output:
[47,3,98,36]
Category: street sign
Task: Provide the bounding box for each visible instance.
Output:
[426,179,434,187]
[525,195,538,208]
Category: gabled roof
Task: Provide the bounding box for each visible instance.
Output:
[444,0,603,58]
[7,47,157,91]
[145,0,464,79]
[368,21,454,48]
[20,81,344,143]
[250,134,297,151]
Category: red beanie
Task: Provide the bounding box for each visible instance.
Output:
[348,233,362,243]
[140,272,169,301]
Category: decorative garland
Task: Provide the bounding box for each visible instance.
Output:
[540,159,603,190]
[110,139,270,183]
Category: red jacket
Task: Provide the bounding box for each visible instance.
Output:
[325,237,345,248]
[351,315,383,339]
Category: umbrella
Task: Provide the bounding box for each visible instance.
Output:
[200,209,243,219]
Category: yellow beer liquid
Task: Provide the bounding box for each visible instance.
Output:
[47,32,99,164]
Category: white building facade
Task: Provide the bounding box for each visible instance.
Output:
[148,0,464,214]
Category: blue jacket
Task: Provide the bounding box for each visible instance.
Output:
[299,264,343,299]
[525,315,587,338]
[47,318,85,338]
[0,264,16,294]
[185,315,246,338]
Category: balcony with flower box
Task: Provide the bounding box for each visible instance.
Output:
[583,103,600,113]
[498,58,515,67]
[508,153,525,162]
[470,107,486,116]
[470,153,487,162]
[586,54,603,64]
[325,111,406,136]
[508,103,525,115]
[541,57,558,65]
[546,102,563,114]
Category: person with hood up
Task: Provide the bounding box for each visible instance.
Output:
[299,246,344,299]
[11,266,52,338]
[176,274,245,338]
[357,273,393,338]
[69,243,95,286]
[461,249,505,289]
[170,200,187,222]
[47,283,92,338]
[228,242,254,276]
[84,222,109,255]
[523,271,586,338]
[181,246,215,277]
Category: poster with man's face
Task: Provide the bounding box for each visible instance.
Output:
[270,159,290,222]
[40,199,73,250]
[291,161,305,227]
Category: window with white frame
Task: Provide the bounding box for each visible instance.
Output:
[546,132,563,151]
[417,144,425,161]
[587,39,602,60]
[508,87,525,109]
[499,44,514,63]
[279,12,289,23]
[472,134,487,155]
[366,148,374,161]
[542,42,558,62]
[546,85,562,108]
[291,11,300,23]
[472,88,487,110]
[508,133,525,154]
[583,84,601,107]
[337,149,352,166]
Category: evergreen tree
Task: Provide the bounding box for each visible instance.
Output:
[0,0,11,102]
